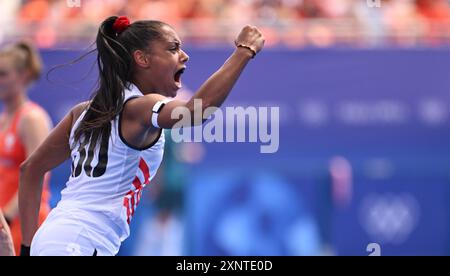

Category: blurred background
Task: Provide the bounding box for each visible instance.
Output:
[1,0,450,255]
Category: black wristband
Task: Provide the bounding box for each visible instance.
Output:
[20,245,31,256]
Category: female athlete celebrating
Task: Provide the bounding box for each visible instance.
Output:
[19,16,264,256]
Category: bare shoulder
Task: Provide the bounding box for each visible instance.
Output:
[125,94,167,114]
[123,94,167,123]
[19,105,52,131]
[70,101,90,122]
[124,94,188,129]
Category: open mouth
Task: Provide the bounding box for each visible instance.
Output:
[174,67,186,87]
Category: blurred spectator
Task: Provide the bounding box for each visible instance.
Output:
[0,0,21,42]
[416,0,450,45]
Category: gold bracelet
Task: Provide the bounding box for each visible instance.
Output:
[236,44,257,58]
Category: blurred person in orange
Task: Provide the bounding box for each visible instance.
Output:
[0,41,52,255]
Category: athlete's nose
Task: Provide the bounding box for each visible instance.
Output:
[180,49,189,64]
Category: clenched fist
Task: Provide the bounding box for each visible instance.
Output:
[235,25,265,58]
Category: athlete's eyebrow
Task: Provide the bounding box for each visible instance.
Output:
[168,39,182,47]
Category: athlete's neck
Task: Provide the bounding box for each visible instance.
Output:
[3,92,28,115]
[131,77,168,97]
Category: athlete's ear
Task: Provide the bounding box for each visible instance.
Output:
[133,50,151,69]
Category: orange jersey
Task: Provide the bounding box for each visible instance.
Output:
[0,101,51,255]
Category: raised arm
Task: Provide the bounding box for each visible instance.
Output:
[129,25,265,129]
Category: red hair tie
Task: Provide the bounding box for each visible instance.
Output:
[113,16,131,35]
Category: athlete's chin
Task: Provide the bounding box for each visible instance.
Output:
[169,84,181,97]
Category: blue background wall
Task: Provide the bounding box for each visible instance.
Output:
[11,48,450,255]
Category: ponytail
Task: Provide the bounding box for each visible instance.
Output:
[74,16,130,145]
[74,16,168,145]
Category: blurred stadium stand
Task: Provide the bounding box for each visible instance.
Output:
[0,0,450,48]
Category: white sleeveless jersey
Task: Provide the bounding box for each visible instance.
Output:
[57,84,167,248]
